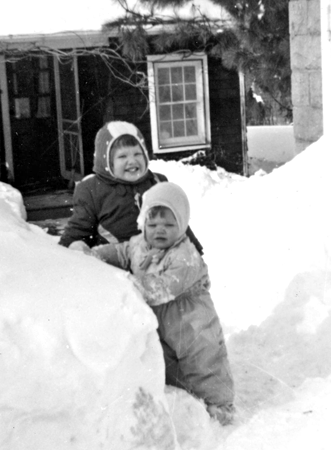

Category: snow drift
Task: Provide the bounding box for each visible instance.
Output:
[1,135,331,449]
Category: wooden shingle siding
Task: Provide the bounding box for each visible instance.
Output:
[208,56,243,173]
[101,60,153,156]
[79,53,244,173]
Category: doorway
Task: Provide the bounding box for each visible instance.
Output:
[6,55,60,188]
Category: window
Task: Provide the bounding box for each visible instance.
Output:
[36,56,51,118]
[148,53,211,153]
[8,55,52,119]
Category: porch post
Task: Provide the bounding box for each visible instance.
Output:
[239,70,249,176]
[0,55,14,182]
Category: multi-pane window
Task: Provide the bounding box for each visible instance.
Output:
[36,56,51,118]
[8,55,51,119]
[148,54,211,153]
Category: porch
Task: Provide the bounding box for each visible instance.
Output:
[23,188,73,235]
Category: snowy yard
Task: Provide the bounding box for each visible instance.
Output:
[1,135,331,449]
[247,125,296,174]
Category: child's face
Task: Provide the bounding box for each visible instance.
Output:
[145,208,181,249]
[112,144,147,181]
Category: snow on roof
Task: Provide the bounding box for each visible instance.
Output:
[1,0,231,38]
[1,0,115,36]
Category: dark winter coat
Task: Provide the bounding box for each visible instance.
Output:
[59,171,167,248]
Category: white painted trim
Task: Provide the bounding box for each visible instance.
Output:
[73,55,85,178]
[0,55,14,181]
[201,54,211,145]
[150,143,211,154]
[147,53,211,154]
[239,70,248,176]
[53,55,84,181]
[53,56,65,179]
[147,58,159,154]
[147,52,206,62]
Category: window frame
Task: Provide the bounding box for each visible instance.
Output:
[147,53,211,154]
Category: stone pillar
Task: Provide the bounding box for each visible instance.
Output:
[289,0,323,154]
[321,0,331,135]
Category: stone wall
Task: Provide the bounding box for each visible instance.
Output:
[321,0,331,134]
[289,0,323,154]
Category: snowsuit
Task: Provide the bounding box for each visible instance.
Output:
[107,233,234,409]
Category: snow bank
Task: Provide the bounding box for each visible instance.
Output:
[0,182,27,223]
[247,125,295,163]
[151,136,331,332]
[224,376,331,450]
[0,185,178,450]
[152,136,331,449]
[1,134,331,450]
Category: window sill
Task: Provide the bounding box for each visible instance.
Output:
[153,143,211,154]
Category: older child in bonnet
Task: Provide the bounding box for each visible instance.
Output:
[59,121,202,254]
[92,181,235,425]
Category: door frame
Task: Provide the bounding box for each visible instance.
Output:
[53,55,84,182]
[0,54,14,182]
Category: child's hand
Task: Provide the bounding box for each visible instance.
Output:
[139,248,165,270]
[91,244,117,263]
[207,404,235,426]
[68,240,92,255]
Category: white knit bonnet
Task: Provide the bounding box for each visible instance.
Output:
[137,182,190,237]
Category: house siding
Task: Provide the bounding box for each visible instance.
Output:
[101,59,153,157]
[78,55,112,172]
[101,55,244,174]
[209,58,243,173]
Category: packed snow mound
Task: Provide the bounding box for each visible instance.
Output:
[0,183,178,450]
[0,182,27,223]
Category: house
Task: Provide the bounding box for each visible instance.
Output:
[0,31,110,190]
[0,20,247,193]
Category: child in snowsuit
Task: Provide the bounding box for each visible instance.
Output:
[59,121,203,254]
[92,182,235,425]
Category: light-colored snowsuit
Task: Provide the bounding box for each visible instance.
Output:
[105,232,234,409]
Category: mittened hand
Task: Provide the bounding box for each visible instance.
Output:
[68,240,92,255]
[206,403,235,426]
[90,244,115,262]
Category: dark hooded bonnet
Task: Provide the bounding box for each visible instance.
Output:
[93,121,149,183]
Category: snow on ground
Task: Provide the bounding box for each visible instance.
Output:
[1,135,331,449]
